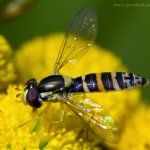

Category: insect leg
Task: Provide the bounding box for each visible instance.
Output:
[52,102,65,124]
[86,128,93,141]
[60,102,65,122]
[85,108,95,141]
[18,108,39,128]
[18,103,51,128]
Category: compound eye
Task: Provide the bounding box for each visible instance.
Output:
[24,79,42,108]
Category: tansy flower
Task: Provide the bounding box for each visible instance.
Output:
[116,104,150,150]
[0,34,148,149]
[0,35,16,91]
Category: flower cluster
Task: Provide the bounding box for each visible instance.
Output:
[0,36,16,91]
[0,34,149,149]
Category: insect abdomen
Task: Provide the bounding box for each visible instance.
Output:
[70,72,149,92]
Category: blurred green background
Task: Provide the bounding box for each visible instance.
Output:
[0,0,150,100]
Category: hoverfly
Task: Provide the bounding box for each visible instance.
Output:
[22,7,149,143]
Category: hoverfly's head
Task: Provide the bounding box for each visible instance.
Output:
[23,79,42,108]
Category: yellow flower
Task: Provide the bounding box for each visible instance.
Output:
[0,85,89,149]
[0,35,16,91]
[116,104,150,150]
[0,34,148,149]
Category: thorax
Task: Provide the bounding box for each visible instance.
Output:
[37,75,73,100]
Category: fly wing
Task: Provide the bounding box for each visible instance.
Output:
[64,97,120,143]
[53,7,97,74]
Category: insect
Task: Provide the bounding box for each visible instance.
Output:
[22,7,149,143]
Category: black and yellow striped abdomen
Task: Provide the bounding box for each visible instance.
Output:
[70,72,149,93]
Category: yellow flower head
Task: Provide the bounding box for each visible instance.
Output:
[0,35,16,91]
[117,104,150,150]
[0,34,148,149]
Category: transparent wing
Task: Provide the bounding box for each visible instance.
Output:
[63,97,120,143]
[53,7,97,74]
